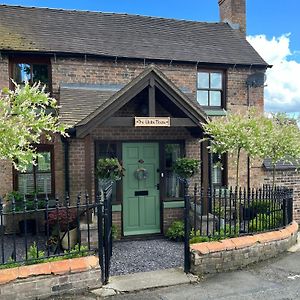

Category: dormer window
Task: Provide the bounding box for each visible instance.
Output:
[10,57,51,93]
[197,71,224,108]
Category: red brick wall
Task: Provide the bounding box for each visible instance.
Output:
[0,55,266,203]
[226,66,264,188]
[263,170,300,223]
[0,56,13,197]
[51,58,197,105]
[64,125,200,200]
[163,208,184,233]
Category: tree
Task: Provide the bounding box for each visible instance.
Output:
[255,113,300,188]
[202,110,300,189]
[202,110,258,188]
[0,82,68,171]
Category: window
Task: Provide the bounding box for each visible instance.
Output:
[164,143,183,199]
[16,146,54,196]
[211,153,226,188]
[96,143,118,203]
[10,58,51,92]
[197,71,224,108]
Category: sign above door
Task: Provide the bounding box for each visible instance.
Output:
[134,117,170,127]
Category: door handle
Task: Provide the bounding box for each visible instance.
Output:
[156,183,160,190]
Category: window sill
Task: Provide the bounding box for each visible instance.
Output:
[203,108,227,116]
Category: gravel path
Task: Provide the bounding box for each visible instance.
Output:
[110,239,184,276]
[1,234,47,263]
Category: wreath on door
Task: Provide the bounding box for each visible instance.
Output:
[134,167,149,180]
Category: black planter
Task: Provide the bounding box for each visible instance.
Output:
[19,219,37,235]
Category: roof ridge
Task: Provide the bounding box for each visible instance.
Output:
[0,4,220,26]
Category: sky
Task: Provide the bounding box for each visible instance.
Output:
[1,0,299,115]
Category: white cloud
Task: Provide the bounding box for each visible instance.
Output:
[247,34,300,114]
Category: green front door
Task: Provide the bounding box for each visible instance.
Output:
[123,143,160,236]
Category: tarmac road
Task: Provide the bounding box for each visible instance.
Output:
[50,250,300,300]
[112,251,300,300]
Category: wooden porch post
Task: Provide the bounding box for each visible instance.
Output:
[201,139,210,215]
[84,134,92,200]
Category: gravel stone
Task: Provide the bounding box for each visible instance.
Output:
[110,239,184,276]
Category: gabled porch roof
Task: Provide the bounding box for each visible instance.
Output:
[60,65,209,138]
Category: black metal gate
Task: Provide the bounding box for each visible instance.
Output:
[97,182,113,285]
[183,180,191,273]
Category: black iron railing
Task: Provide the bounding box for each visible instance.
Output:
[189,185,293,242]
[0,193,102,268]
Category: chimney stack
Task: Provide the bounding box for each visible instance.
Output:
[218,0,246,35]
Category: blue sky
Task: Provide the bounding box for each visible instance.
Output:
[1,0,300,114]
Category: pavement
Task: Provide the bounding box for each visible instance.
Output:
[49,233,300,300]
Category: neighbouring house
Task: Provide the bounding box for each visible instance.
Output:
[3,0,295,239]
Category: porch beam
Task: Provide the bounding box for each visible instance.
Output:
[148,78,155,116]
[102,117,198,127]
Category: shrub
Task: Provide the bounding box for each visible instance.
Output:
[249,212,283,232]
[48,208,78,232]
[26,242,45,265]
[6,191,46,212]
[112,224,119,240]
[189,225,239,244]
[166,221,185,241]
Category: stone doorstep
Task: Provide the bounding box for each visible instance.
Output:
[91,268,198,295]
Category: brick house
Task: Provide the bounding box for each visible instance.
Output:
[0,0,272,237]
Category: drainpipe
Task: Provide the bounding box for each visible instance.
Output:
[61,128,76,197]
[247,84,251,192]
[61,136,70,197]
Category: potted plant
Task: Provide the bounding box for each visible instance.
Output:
[173,158,200,180]
[48,208,78,250]
[96,158,125,182]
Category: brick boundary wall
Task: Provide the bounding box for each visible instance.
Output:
[191,222,298,276]
[0,256,101,299]
[163,208,184,234]
[263,170,300,223]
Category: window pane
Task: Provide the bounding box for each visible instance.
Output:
[98,143,117,158]
[211,73,222,89]
[197,72,209,89]
[37,152,51,172]
[165,144,182,198]
[97,143,117,202]
[165,144,181,168]
[165,172,180,198]
[13,63,31,85]
[32,64,49,88]
[197,90,209,106]
[212,166,222,186]
[36,173,52,194]
[212,154,223,187]
[18,173,35,195]
[210,91,221,106]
